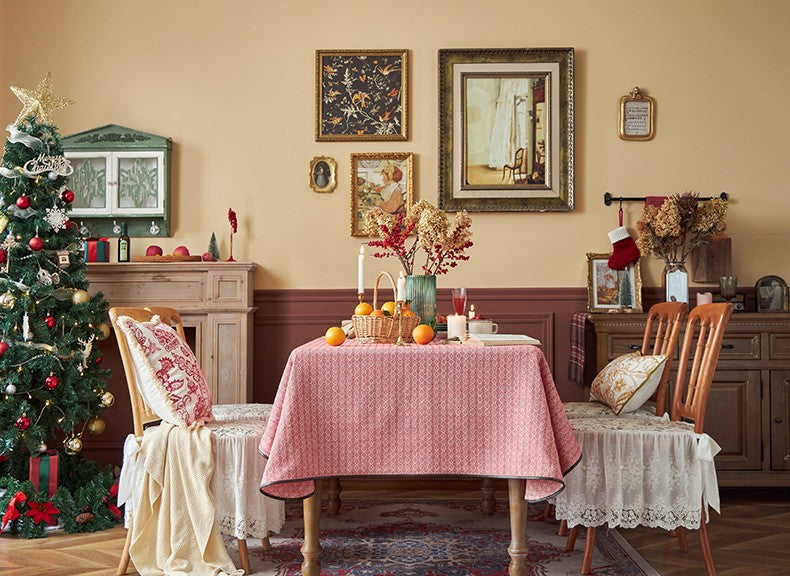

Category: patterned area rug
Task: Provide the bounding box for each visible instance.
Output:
[228,499,659,576]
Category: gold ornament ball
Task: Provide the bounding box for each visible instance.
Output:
[87,417,106,435]
[100,391,115,407]
[96,322,112,340]
[64,436,82,454]
[72,289,90,305]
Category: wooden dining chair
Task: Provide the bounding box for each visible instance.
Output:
[565,302,733,575]
[110,306,282,575]
[564,300,688,418]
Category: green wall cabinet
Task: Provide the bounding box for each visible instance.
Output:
[62,124,172,237]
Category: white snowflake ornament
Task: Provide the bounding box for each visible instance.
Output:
[45,207,69,231]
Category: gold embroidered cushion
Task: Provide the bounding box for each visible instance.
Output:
[589,352,668,415]
[116,315,213,426]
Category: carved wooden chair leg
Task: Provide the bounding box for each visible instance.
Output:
[558,519,568,537]
[581,527,596,574]
[261,532,272,551]
[116,525,133,575]
[675,526,689,552]
[481,477,496,515]
[698,514,718,576]
[327,477,342,516]
[237,538,251,574]
[542,501,554,519]
[565,524,578,550]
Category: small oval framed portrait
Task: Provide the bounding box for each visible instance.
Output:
[755,275,789,313]
[309,156,337,193]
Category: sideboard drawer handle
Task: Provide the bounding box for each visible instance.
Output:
[721,344,735,350]
[628,344,641,350]
[775,418,784,424]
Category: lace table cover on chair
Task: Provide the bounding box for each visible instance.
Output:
[553,415,721,530]
[205,405,285,539]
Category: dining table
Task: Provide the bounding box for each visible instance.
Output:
[258,337,581,575]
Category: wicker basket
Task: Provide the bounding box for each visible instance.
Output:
[352,271,421,343]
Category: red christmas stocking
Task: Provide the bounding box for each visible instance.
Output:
[607,226,640,270]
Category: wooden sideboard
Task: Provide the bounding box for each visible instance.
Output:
[87,262,256,404]
[589,312,790,487]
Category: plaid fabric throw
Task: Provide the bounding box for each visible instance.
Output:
[568,312,589,387]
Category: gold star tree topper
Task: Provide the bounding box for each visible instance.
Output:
[10,72,74,126]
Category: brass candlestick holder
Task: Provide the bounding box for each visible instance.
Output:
[393,300,408,346]
[358,291,365,304]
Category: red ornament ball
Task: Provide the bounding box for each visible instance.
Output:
[45,375,59,390]
[0,249,6,264]
[95,356,103,365]
[0,341,8,356]
[16,195,30,209]
[28,236,44,251]
[44,314,56,328]
[15,416,30,430]
[61,189,75,203]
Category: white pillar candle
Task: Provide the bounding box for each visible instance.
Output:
[397,270,406,301]
[696,291,713,306]
[358,246,365,293]
[447,314,466,340]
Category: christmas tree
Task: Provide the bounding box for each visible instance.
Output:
[0,74,119,537]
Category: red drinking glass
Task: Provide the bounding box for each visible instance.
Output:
[451,287,467,316]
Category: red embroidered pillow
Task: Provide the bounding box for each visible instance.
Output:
[116,315,212,426]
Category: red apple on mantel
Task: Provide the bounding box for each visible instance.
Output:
[201,252,215,262]
[173,246,190,256]
[145,245,164,257]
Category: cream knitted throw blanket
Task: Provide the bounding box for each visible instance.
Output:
[129,422,243,576]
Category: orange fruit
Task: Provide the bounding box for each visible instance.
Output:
[370,309,385,317]
[354,302,373,316]
[381,301,396,316]
[412,324,434,345]
[324,326,346,346]
[401,309,415,317]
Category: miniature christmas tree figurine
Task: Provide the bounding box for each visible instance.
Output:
[208,232,220,261]
[0,76,112,474]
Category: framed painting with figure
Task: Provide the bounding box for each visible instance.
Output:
[438,48,574,212]
[586,253,643,313]
[350,152,413,237]
[755,275,789,313]
[309,156,337,193]
[316,49,408,141]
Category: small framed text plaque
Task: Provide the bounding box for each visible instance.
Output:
[619,86,655,141]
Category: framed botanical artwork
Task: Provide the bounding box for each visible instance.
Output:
[438,48,574,212]
[350,152,413,237]
[586,253,643,313]
[309,156,337,193]
[316,49,408,141]
[755,275,789,313]
[619,86,655,141]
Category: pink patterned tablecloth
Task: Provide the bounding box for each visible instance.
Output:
[259,338,580,502]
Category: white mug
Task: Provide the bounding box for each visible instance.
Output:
[467,319,498,334]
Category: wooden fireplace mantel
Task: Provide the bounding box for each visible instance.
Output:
[87,261,256,404]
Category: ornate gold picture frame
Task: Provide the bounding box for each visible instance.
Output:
[309,156,337,193]
[438,48,574,212]
[316,49,408,141]
[350,152,413,237]
[619,86,655,141]
[586,252,643,313]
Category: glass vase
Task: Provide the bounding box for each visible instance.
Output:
[405,274,437,327]
[663,261,689,303]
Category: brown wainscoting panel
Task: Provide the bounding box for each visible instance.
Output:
[253,287,590,404]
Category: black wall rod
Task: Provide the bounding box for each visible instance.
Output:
[603,191,729,206]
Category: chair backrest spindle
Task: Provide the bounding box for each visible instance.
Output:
[641,301,688,416]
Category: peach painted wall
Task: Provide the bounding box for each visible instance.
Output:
[2,0,789,290]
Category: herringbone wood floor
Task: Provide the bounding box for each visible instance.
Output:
[0,485,787,575]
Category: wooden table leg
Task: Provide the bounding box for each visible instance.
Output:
[300,482,322,576]
[481,477,496,515]
[327,477,342,516]
[507,478,529,576]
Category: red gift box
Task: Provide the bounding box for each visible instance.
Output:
[29,450,59,498]
[83,238,110,262]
